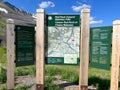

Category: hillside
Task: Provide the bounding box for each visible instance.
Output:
[0,1,35,26]
[0,16,5,35]
[0,1,36,46]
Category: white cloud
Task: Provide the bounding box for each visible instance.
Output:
[90,17,94,21]
[90,20,103,24]
[90,16,103,24]
[0,7,8,14]
[51,12,59,14]
[39,1,55,9]
[72,4,91,12]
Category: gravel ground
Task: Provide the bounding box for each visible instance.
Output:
[15,75,97,90]
[15,75,76,90]
[15,75,35,86]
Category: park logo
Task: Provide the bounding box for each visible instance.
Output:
[17,26,21,30]
[48,16,52,20]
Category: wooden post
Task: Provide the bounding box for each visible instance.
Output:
[6,19,15,90]
[110,20,120,90]
[79,8,90,90]
[36,9,45,90]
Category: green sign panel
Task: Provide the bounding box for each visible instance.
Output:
[15,25,35,66]
[46,15,80,65]
[90,26,112,70]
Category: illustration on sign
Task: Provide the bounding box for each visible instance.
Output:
[90,26,112,70]
[46,15,80,65]
[15,25,35,66]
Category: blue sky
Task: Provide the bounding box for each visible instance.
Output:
[3,0,120,27]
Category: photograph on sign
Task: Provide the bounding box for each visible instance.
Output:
[46,15,80,65]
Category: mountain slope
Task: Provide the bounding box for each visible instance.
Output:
[0,1,36,46]
[0,1,35,26]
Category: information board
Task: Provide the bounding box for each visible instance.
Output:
[15,25,35,66]
[90,26,112,70]
[46,15,80,65]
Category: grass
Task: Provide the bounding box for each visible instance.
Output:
[45,65,79,84]
[0,47,6,64]
[45,65,120,90]
[0,17,5,28]
[0,67,6,84]
[1,64,120,90]
[0,84,33,90]
[88,68,110,90]
[0,84,6,90]
[45,76,61,90]
[15,84,32,90]
[0,47,7,84]
[0,46,120,90]
[15,65,36,76]
[0,17,5,35]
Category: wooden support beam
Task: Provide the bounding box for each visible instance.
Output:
[36,9,45,90]
[6,19,15,90]
[110,20,120,90]
[79,8,90,90]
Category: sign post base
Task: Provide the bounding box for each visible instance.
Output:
[81,85,88,90]
[36,84,44,90]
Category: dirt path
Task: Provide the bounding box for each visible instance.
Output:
[15,75,35,86]
[15,75,76,90]
[15,75,97,90]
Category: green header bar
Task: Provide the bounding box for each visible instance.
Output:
[47,15,80,27]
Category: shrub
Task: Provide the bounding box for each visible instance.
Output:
[0,85,6,90]
[15,84,32,90]
[0,47,6,63]
[0,67,6,83]
[15,65,36,76]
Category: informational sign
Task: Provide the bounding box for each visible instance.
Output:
[15,25,35,66]
[90,26,112,70]
[46,15,80,65]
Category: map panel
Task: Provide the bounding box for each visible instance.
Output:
[46,15,80,65]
